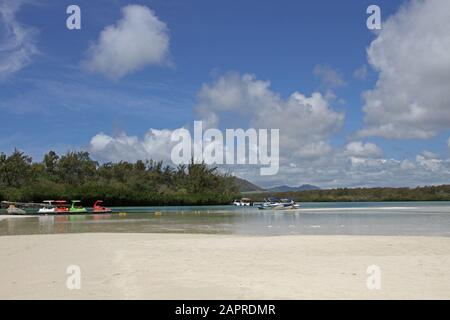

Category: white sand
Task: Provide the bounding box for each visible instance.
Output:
[1,233,449,299]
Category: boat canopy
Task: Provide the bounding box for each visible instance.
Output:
[266,197,293,203]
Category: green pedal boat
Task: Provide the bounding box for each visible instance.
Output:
[69,200,87,213]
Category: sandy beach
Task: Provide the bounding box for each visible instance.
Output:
[1,233,449,299]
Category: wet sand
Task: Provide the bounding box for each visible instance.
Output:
[0,233,449,299]
[0,215,34,221]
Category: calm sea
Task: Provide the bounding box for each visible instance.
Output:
[1,202,450,237]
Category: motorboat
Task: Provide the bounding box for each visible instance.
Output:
[69,200,87,213]
[92,200,112,213]
[232,198,252,206]
[258,198,300,210]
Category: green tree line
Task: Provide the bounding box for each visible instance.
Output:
[250,185,450,202]
[0,149,240,206]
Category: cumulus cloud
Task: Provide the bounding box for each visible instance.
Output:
[359,0,450,139]
[83,5,170,79]
[353,65,368,80]
[416,151,443,172]
[90,129,175,163]
[345,141,382,158]
[245,149,450,188]
[313,64,346,89]
[0,0,37,79]
[420,150,439,160]
[295,141,333,160]
[400,159,416,171]
[195,72,344,160]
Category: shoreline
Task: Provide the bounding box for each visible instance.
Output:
[1,233,450,299]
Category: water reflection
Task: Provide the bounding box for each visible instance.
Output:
[38,216,54,233]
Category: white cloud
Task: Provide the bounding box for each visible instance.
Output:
[345,141,382,158]
[353,65,368,80]
[420,150,439,160]
[448,137,450,149]
[0,0,37,79]
[245,150,450,189]
[416,152,443,172]
[400,159,416,170]
[90,133,114,152]
[359,0,450,139]
[83,5,170,79]
[195,72,345,158]
[313,64,346,88]
[295,141,333,160]
[90,129,175,163]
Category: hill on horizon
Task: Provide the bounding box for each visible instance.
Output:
[265,184,321,192]
[233,177,321,193]
[233,177,265,192]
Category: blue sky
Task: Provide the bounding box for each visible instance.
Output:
[1,0,450,187]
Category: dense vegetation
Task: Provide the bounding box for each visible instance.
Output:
[251,185,450,202]
[0,149,240,206]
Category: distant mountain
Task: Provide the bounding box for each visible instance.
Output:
[233,178,321,193]
[233,177,265,192]
[265,184,321,192]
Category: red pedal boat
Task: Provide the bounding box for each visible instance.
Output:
[92,200,112,213]
[55,200,69,213]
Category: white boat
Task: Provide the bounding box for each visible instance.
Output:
[38,201,56,214]
[258,198,300,210]
[233,198,252,206]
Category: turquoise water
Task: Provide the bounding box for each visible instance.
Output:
[1,202,450,236]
